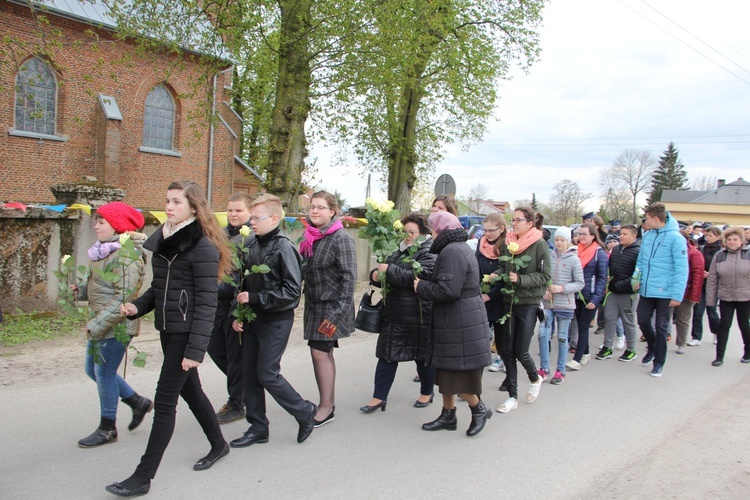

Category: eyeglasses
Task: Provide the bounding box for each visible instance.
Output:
[510,218,529,223]
[248,215,272,223]
[578,232,591,237]
[308,205,330,212]
[483,227,501,233]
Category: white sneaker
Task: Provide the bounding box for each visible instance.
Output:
[488,358,504,372]
[497,397,518,413]
[581,354,591,365]
[687,339,701,346]
[616,337,626,350]
[676,346,686,354]
[526,378,542,403]
[566,360,581,371]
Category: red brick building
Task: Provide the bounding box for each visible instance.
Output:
[0,0,262,211]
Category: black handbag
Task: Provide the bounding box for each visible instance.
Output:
[355,288,383,333]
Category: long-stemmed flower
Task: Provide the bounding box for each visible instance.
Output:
[358,198,403,303]
[224,225,270,342]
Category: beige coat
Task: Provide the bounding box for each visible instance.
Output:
[86,234,146,339]
[706,246,750,307]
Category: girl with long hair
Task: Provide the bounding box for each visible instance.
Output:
[496,207,551,413]
[107,181,232,497]
[566,222,608,371]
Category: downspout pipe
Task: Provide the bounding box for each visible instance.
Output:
[207,72,217,207]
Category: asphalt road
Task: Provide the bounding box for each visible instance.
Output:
[1,323,749,499]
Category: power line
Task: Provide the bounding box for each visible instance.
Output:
[640,0,750,76]
[615,0,750,87]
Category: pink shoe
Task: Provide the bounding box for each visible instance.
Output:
[550,371,565,385]
[537,368,550,382]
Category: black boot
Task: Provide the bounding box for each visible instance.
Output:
[466,400,492,437]
[122,393,154,431]
[78,417,118,448]
[421,407,457,431]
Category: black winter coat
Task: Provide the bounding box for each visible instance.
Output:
[416,229,491,371]
[701,240,722,272]
[475,238,505,322]
[608,241,641,294]
[371,237,435,363]
[131,222,219,362]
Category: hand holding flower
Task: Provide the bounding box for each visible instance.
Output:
[237,291,249,304]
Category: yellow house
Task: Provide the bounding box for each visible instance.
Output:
[662,178,750,226]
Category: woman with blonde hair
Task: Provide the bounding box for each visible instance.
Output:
[107,180,232,497]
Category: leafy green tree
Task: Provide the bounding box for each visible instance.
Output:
[323,0,546,212]
[648,142,688,204]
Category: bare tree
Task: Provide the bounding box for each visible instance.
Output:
[549,179,591,225]
[603,149,656,223]
[463,183,489,214]
[691,174,718,191]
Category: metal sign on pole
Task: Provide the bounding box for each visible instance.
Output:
[434,174,456,197]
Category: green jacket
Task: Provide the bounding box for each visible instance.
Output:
[500,238,551,305]
[86,234,146,339]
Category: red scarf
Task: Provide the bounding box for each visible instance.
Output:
[506,227,543,254]
[299,218,344,258]
[577,242,599,268]
[479,235,500,259]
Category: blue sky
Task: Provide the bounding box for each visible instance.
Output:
[311,0,750,211]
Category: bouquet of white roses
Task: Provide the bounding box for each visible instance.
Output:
[358,198,403,301]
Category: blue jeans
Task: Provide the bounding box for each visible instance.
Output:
[538,309,570,373]
[85,338,135,419]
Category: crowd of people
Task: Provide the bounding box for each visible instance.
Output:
[70,183,749,497]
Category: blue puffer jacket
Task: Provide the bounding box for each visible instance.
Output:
[635,212,689,301]
[579,246,608,306]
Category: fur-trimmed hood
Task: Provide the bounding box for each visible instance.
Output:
[143,222,204,257]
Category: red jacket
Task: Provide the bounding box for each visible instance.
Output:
[683,243,705,303]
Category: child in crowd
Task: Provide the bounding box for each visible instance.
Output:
[229,194,317,448]
[79,202,151,448]
[208,192,254,424]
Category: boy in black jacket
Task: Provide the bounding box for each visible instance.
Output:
[228,194,316,447]
[209,192,254,424]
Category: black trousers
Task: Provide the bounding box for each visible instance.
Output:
[498,303,539,399]
[692,286,720,340]
[716,300,750,360]
[372,358,435,401]
[242,318,309,435]
[637,296,672,366]
[573,299,597,362]
[207,302,244,409]
[135,333,224,479]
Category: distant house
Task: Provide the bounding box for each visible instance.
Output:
[459,198,510,216]
[0,0,262,211]
[662,178,750,226]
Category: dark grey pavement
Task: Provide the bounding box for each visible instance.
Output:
[1,325,749,499]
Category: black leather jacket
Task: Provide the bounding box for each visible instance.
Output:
[239,229,302,320]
